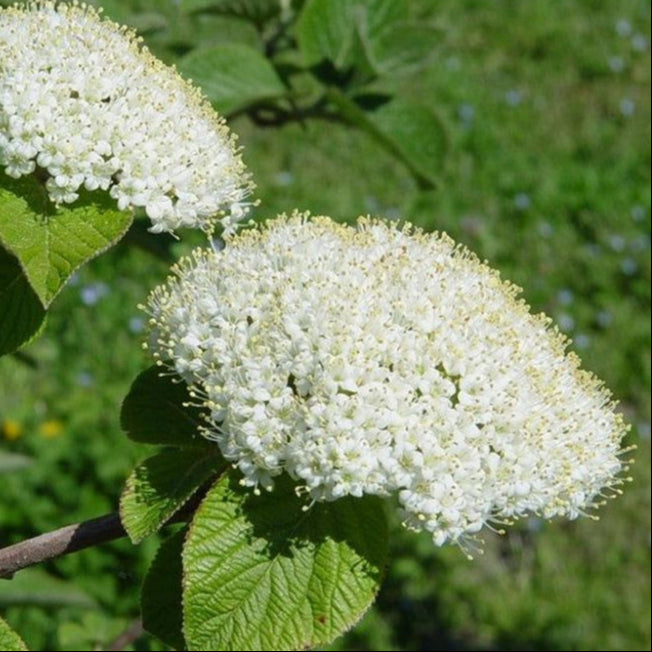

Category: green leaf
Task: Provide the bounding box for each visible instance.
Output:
[0,617,27,652]
[120,448,223,543]
[368,98,447,185]
[0,244,46,356]
[296,0,355,70]
[183,471,388,651]
[346,0,438,75]
[179,44,286,115]
[120,365,208,448]
[142,529,187,650]
[371,23,440,76]
[326,88,445,188]
[0,172,133,308]
[297,0,407,75]
[179,0,282,25]
[359,0,406,34]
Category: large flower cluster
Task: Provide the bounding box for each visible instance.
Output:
[145,214,628,546]
[0,2,253,234]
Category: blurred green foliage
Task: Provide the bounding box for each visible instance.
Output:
[0,0,650,650]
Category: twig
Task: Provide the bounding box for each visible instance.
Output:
[105,618,144,651]
[0,512,126,579]
[0,496,202,579]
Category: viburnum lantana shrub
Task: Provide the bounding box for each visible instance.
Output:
[0,3,632,652]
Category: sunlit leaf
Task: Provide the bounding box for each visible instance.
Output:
[120,448,223,543]
[183,471,388,651]
[0,172,133,308]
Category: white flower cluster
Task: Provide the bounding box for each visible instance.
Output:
[145,214,629,546]
[0,2,253,234]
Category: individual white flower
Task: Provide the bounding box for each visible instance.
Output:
[0,2,253,234]
[144,213,630,547]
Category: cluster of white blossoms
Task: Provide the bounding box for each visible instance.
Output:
[0,2,253,234]
[145,214,629,546]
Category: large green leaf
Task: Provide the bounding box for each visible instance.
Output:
[297,0,408,74]
[178,44,286,115]
[0,617,27,652]
[120,448,223,543]
[368,98,447,185]
[183,471,388,651]
[327,89,445,188]
[296,0,354,70]
[0,173,133,307]
[142,529,187,651]
[0,244,46,356]
[120,365,209,448]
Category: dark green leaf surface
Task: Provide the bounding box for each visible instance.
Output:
[0,244,46,356]
[142,529,187,651]
[121,365,209,448]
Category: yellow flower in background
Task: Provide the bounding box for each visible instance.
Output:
[39,419,64,439]
[1,419,23,441]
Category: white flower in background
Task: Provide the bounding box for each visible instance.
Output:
[145,213,629,547]
[0,2,253,234]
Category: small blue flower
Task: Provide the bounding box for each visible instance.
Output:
[620,257,637,275]
[574,333,591,350]
[620,98,635,117]
[557,289,574,306]
[537,221,554,238]
[76,371,94,387]
[80,282,110,306]
[608,56,625,73]
[557,313,575,332]
[596,310,613,328]
[631,34,648,52]
[504,89,523,107]
[513,193,531,211]
[129,317,145,334]
[458,103,475,125]
[615,19,632,37]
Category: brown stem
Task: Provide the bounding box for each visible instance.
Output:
[0,497,201,579]
[105,618,144,651]
[0,512,126,579]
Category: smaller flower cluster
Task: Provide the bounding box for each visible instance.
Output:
[145,213,629,546]
[0,2,253,233]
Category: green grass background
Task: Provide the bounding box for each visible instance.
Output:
[1,0,650,650]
